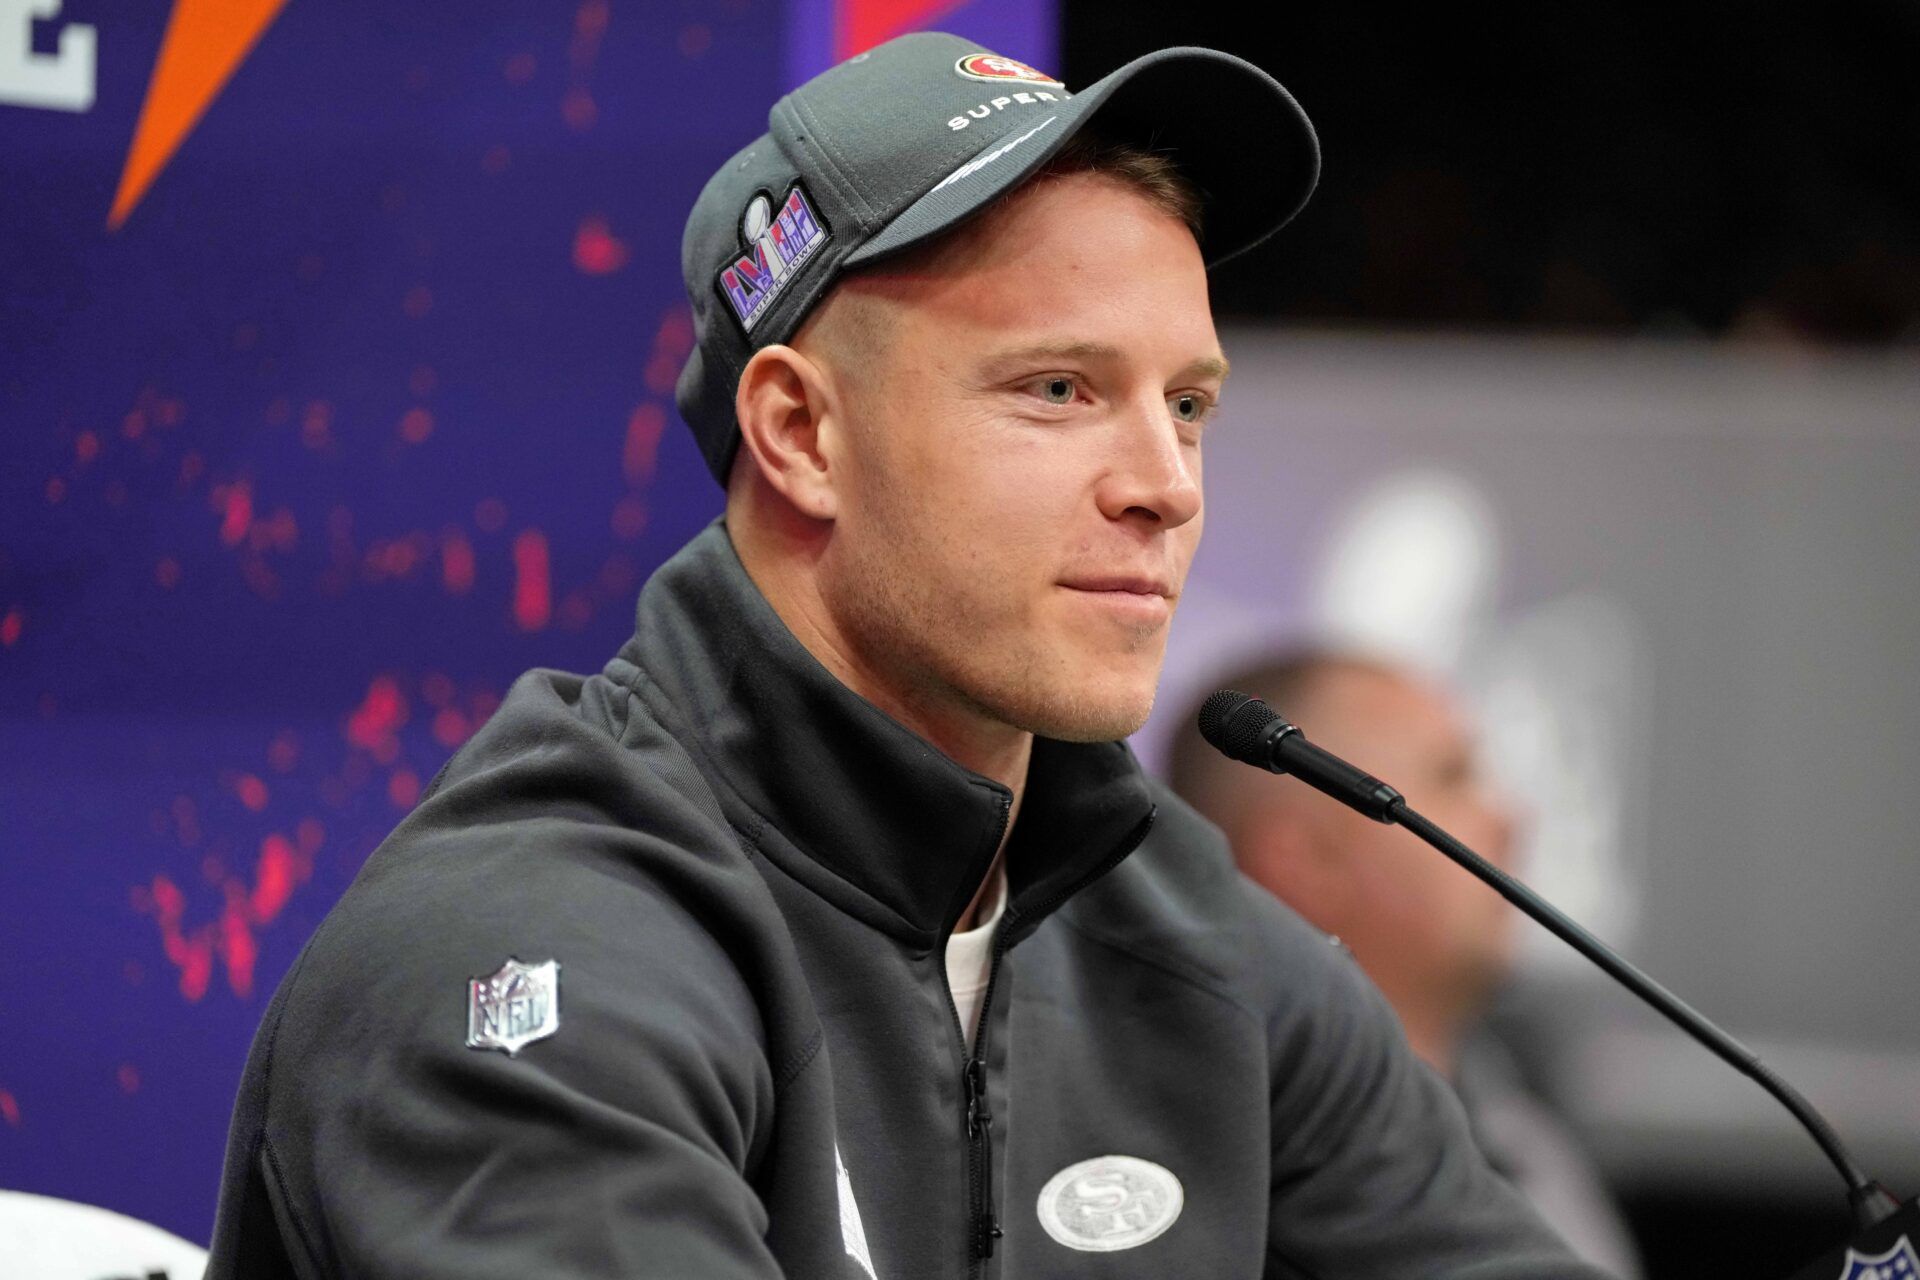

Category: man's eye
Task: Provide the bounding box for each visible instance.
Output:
[1035,376,1076,406]
[1170,392,1212,424]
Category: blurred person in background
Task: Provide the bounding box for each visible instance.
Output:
[1168,648,1644,1279]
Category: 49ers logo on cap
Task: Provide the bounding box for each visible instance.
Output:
[954,53,1062,87]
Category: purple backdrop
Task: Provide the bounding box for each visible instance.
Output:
[0,0,1054,1243]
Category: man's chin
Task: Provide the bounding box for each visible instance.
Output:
[1014,683,1158,745]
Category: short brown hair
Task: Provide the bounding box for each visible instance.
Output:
[1026,130,1204,240]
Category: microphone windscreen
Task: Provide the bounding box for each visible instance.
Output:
[1198,689,1280,764]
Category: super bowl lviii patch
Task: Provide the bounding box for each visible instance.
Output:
[716,182,829,335]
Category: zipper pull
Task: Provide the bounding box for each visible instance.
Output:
[974,1210,1004,1259]
[964,1057,990,1136]
[963,1057,1003,1257]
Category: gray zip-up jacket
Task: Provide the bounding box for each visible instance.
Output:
[204,519,1606,1279]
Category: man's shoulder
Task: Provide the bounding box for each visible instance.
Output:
[264,663,784,1090]
[1054,775,1346,1017]
[333,661,749,935]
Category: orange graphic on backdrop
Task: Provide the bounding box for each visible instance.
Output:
[108,0,291,229]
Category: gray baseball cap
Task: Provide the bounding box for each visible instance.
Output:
[674,32,1320,485]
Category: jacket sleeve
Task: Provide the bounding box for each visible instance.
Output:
[209,822,789,1280]
[1253,889,1616,1279]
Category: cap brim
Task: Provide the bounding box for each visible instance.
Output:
[843,46,1319,271]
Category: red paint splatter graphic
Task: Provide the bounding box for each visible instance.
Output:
[215,478,252,547]
[399,407,435,444]
[559,589,594,631]
[138,826,319,1001]
[432,706,470,748]
[440,529,476,595]
[563,91,597,134]
[267,729,300,772]
[232,773,269,811]
[347,676,409,762]
[610,496,647,541]
[0,1089,18,1127]
[387,767,421,810]
[0,607,21,647]
[512,529,551,631]
[249,832,303,920]
[117,1063,141,1095]
[575,0,608,40]
[171,794,201,847]
[623,404,665,483]
[141,874,214,1000]
[131,675,500,1004]
[363,532,431,581]
[573,215,629,275]
[644,306,695,394]
[563,0,607,132]
[301,400,333,449]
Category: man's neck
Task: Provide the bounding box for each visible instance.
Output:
[730,509,1030,930]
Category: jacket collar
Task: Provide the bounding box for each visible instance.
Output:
[616,519,1156,947]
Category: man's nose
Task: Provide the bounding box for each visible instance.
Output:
[1097,395,1201,529]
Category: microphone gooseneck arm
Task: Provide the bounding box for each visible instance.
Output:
[1197,689,1900,1230]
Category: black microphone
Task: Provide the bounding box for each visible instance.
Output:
[1199,688,1404,819]
[1198,689,1909,1265]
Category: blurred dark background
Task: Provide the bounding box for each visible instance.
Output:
[1067,0,1920,343]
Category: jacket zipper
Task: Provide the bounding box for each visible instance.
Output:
[946,791,1011,1275]
[947,803,1158,1274]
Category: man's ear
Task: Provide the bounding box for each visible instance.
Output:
[734,343,841,521]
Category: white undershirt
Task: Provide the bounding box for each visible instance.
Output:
[944,864,1008,1052]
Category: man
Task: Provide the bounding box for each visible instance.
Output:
[1168,649,1643,1277]
[204,33,1605,1278]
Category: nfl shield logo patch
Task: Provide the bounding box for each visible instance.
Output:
[1841,1235,1919,1280]
[466,957,560,1055]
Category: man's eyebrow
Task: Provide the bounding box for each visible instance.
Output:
[979,342,1232,382]
[1183,354,1231,382]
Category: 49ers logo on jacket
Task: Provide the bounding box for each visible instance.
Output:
[1037,1155,1184,1252]
[716,182,830,335]
[953,53,1062,87]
